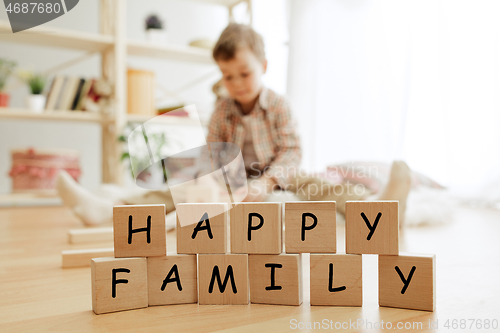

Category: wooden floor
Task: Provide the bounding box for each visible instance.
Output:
[0,205,499,332]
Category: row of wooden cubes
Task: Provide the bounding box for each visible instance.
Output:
[97,201,434,315]
[113,201,400,258]
[92,252,435,314]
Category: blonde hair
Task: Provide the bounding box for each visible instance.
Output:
[212,23,265,62]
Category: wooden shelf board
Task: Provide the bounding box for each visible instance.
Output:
[127,113,207,127]
[189,0,246,7]
[0,20,114,52]
[0,108,208,126]
[0,107,107,123]
[127,40,213,64]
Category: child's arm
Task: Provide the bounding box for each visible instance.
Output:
[244,103,300,202]
[243,176,276,202]
[206,104,226,143]
[263,101,302,188]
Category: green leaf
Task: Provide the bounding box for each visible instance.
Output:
[120,152,130,161]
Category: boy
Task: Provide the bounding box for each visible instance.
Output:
[208,23,301,202]
[208,23,411,218]
[56,23,412,225]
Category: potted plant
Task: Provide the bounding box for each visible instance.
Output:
[0,58,16,107]
[19,70,47,113]
[145,14,167,43]
[119,123,169,185]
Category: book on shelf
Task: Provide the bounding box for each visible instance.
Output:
[53,77,68,110]
[45,76,65,110]
[45,76,98,112]
[44,77,55,100]
[44,77,55,109]
[75,79,94,111]
[70,78,85,110]
[58,77,81,110]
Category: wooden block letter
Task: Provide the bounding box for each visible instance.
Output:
[310,254,362,306]
[345,201,398,255]
[285,201,336,253]
[113,205,166,258]
[379,254,436,311]
[91,257,148,314]
[177,203,227,254]
[248,254,302,305]
[230,202,281,254]
[147,255,197,306]
[198,254,249,304]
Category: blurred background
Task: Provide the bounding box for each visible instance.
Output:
[0,0,499,209]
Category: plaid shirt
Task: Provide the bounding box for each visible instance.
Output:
[207,87,302,187]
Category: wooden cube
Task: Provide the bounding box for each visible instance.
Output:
[284,201,336,253]
[310,254,362,306]
[177,203,227,254]
[113,205,166,258]
[248,254,302,305]
[91,257,148,314]
[230,202,282,254]
[198,254,249,305]
[68,227,113,244]
[379,254,436,311]
[62,248,114,268]
[345,201,398,255]
[147,254,197,306]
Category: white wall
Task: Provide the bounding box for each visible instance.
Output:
[286,0,500,192]
[0,0,230,193]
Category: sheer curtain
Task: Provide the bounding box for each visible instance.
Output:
[287,0,500,193]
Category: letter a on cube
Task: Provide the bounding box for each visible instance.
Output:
[113,204,166,257]
[147,254,197,306]
[177,203,227,254]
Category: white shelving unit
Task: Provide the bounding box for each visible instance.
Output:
[0,0,249,184]
[0,107,107,123]
[0,20,114,52]
[127,40,213,64]
[189,0,244,6]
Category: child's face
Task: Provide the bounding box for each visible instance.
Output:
[217,47,267,108]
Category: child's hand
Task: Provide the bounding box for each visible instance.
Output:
[243,177,277,202]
